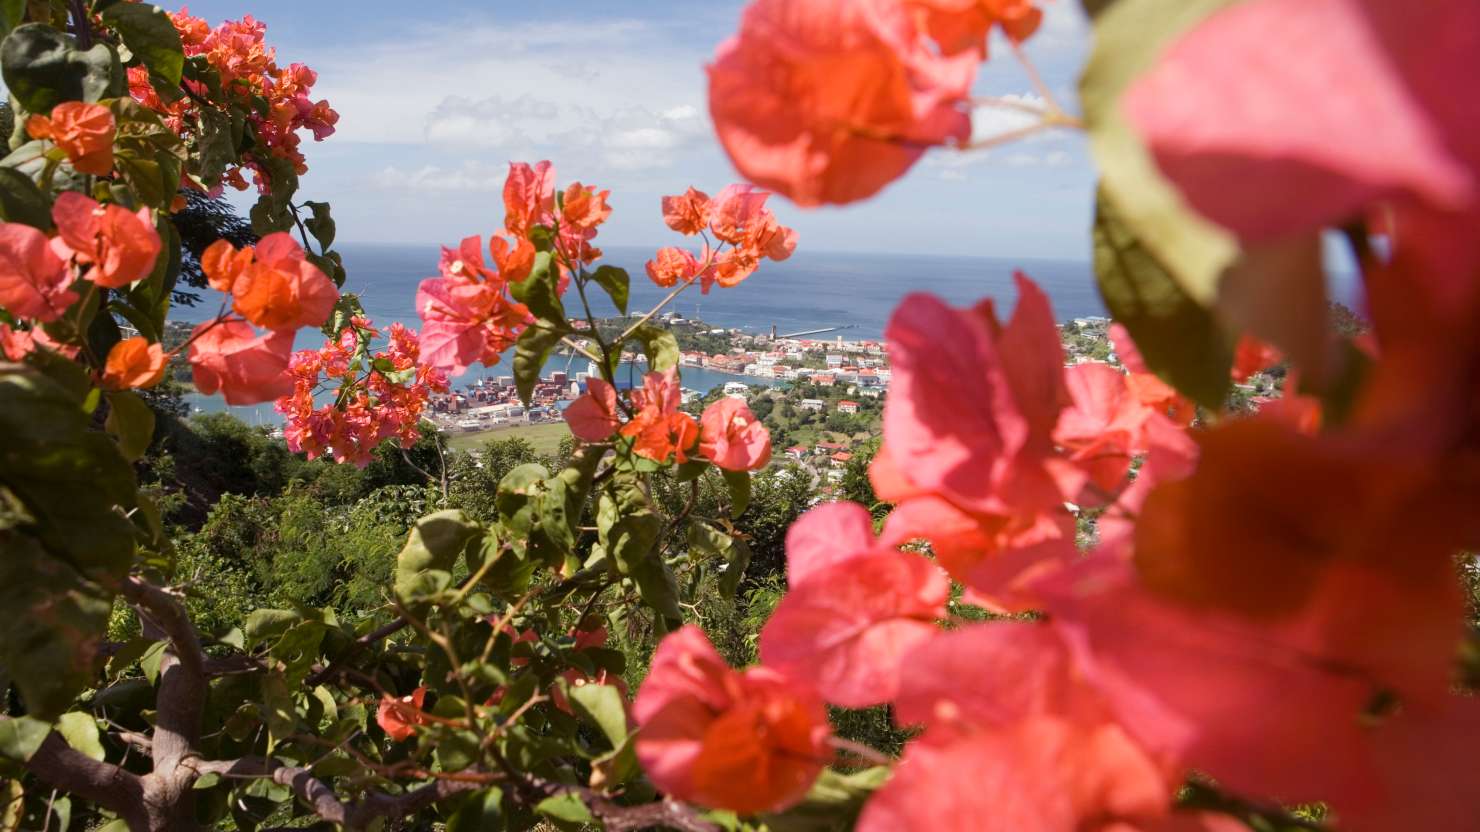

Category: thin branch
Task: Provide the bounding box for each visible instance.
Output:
[306,617,409,687]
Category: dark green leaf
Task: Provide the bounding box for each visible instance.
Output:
[719,539,751,600]
[193,107,234,187]
[0,365,137,574]
[513,323,563,407]
[321,293,365,338]
[0,533,114,719]
[0,24,122,113]
[301,200,335,249]
[447,787,504,832]
[109,99,186,210]
[395,510,484,604]
[1093,185,1232,409]
[589,264,629,316]
[630,556,682,622]
[0,0,24,39]
[721,468,751,519]
[100,3,183,86]
[597,484,660,577]
[103,390,154,462]
[0,168,51,229]
[628,323,679,373]
[509,251,565,323]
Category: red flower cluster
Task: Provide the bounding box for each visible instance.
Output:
[0,193,162,348]
[276,319,448,467]
[647,184,796,293]
[417,161,619,377]
[128,8,338,191]
[563,370,772,471]
[27,102,115,176]
[185,233,338,405]
[630,273,1305,826]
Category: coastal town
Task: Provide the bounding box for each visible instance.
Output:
[423,313,1129,484]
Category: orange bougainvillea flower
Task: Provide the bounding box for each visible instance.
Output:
[645,246,704,288]
[27,102,116,175]
[376,686,428,742]
[490,232,536,284]
[503,160,557,237]
[201,237,255,292]
[0,222,76,322]
[187,319,295,405]
[561,182,612,229]
[563,377,622,442]
[661,187,711,235]
[102,336,168,390]
[205,233,338,332]
[698,397,772,471]
[0,324,36,361]
[708,0,975,206]
[1230,334,1281,382]
[633,625,830,814]
[1107,324,1196,425]
[620,369,700,463]
[907,0,1044,57]
[50,192,162,289]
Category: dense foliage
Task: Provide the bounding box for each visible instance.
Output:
[1,1,1476,831]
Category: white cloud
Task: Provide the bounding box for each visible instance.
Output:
[969,93,1049,141]
[373,161,508,193]
[310,15,718,181]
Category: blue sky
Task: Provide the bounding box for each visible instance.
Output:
[168,1,1097,259]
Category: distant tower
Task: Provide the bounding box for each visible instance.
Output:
[771,323,777,341]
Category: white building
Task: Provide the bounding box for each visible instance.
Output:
[799,398,825,412]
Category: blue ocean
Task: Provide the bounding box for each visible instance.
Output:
[178,243,1107,340]
[178,243,1108,422]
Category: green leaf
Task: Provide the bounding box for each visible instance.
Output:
[0,24,123,114]
[193,107,235,187]
[568,683,627,749]
[597,484,660,577]
[447,787,504,832]
[243,609,301,644]
[0,717,51,762]
[394,510,484,603]
[721,468,751,519]
[100,3,184,86]
[1079,0,1238,305]
[0,365,137,574]
[56,712,103,761]
[0,533,114,719]
[589,264,629,316]
[0,0,24,39]
[0,168,51,230]
[628,323,679,373]
[301,200,335,249]
[1092,185,1232,408]
[630,556,683,624]
[109,98,186,210]
[104,390,155,462]
[512,323,563,407]
[321,292,366,338]
[535,793,593,827]
[720,539,751,600]
[509,250,565,323]
[674,458,709,482]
